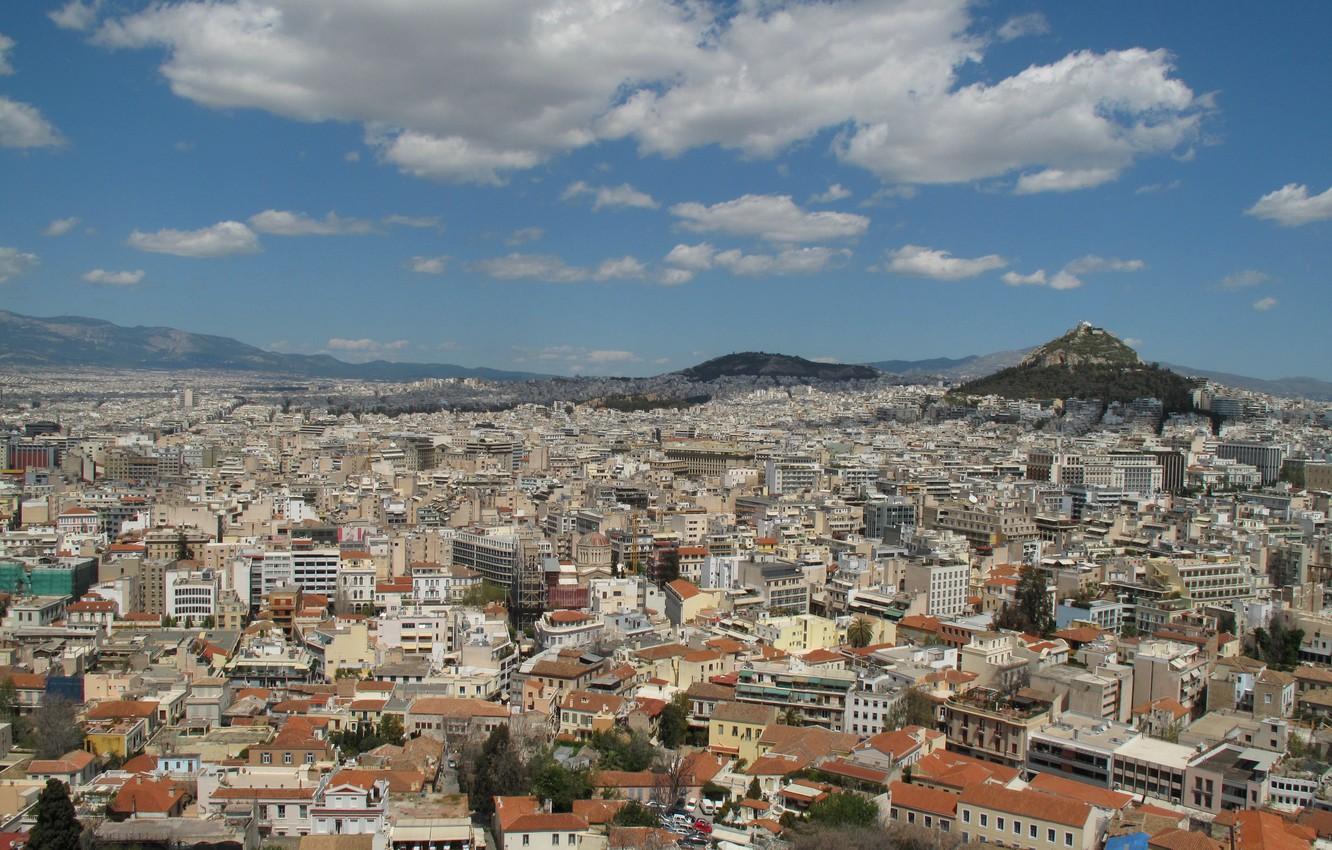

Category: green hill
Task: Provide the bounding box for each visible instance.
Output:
[955,323,1196,411]
[678,352,879,382]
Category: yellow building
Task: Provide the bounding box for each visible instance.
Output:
[319,621,374,680]
[708,701,776,765]
[760,614,839,654]
[84,718,148,759]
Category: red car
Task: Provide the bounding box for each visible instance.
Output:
[693,819,712,834]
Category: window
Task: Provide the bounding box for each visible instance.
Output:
[962,810,971,824]
[261,752,272,764]
[1065,833,1073,847]
[1048,829,1056,842]
[553,835,560,846]
[998,818,1005,831]
[569,835,576,846]
[1014,821,1022,834]
[980,814,988,827]
[277,805,286,819]
[1030,825,1038,839]
[305,752,316,764]
[908,812,916,824]
[522,837,530,847]
[283,752,293,765]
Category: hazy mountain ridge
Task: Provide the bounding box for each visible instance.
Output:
[677,352,880,382]
[0,310,542,382]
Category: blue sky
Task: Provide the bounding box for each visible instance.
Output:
[1,1,1329,378]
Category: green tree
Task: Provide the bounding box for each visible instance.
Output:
[746,777,762,800]
[612,800,660,827]
[656,549,681,587]
[529,750,593,812]
[805,792,880,829]
[0,677,17,722]
[589,729,655,771]
[885,688,936,730]
[26,699,84,759]
[658,693,689,749]
[378,714,405,747]
[28,779,81,850]
[995,565,1054,637]
[779,706,802,726]
[846,616,875,649]
[460,584,509,607]
[469,726,527,817]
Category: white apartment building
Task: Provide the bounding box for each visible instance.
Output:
[904,560,970,618]
[165,568,219,623]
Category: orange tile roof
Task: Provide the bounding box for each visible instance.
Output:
[890,780,958,818]
[958,784,1090,828]
[1028,772,1133,810]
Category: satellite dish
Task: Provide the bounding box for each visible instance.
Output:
[968,495,979,504]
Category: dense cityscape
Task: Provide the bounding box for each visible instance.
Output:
[3,2,1330,850]
[0,320,1328,850]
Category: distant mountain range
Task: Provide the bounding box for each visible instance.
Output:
[0,310,542,382]
[677,352,879,382]
[0,310,1328,401]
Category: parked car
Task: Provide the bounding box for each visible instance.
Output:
[699,798,716,815]
[671,814,694,828]
[693,819,713,834]
[685,797,698,813]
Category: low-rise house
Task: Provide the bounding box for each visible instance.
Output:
[494,795,589,850]
[27,749,97,786]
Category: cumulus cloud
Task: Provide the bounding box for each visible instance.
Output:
[83,268,145,285]
[0,33,14,75]
[50,0,101,31]
[1245,183,1332,227]
[93,1,1202,188]
[809,184,852,204]
[663,243,717,272]
[0,96,65,148]
[506,227,544,246]
[1014,167,1119,194]
[408,256,448,275]
[1064,255,1145,274]
[1220,269,1270,289]
[1001,255,1145,291]
[1252,297,1278,312]
[714,246,851,276]
[44,217,80,237]
[248,209,374,236]
[0,247,38,283]
[468,253,653,284]
[997,12,1050,42]
[327,337,409,355]
[656,268,695,286]
[128,221,261,257]
[562,181,659,210]
[384,214,441,230]
[671,194,868,243]
[886,245,1006,281]
[1001,270,1047,287]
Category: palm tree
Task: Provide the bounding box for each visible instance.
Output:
[846,616,875,648]
[779,706,801,727]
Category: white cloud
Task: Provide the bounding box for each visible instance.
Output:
[384,214,441,230]
[656,268,695,286]
[344,150,360,162]
[248,209,374,236]
[1014,167,1119,195]
[1220,269,1270,290]
[506,227,544,246]
[50,0,101,31]
[671,194,868,243]
[809,184,852,204]
[1253,297,1278,312]
[44,217,80,237]
[1064,255,1145,274]
[997,12,1050,42]
[1246,183,1332,227]
[1002,269,1047,287]
[1048,270,1084,290]
[594,256,647,281]
[811,356,842,364]
[0,247,38,283]
[0,34,14,76]
[663,243,717,271]
[470,254,590,283]
[1001,255,1144,290]
[886,245,1006,281]
[327,337,409,354]
[860,185,918,207]
[94,1,1202,189]
[128,221,260,257]
[714,246,851,276]
[83,268,145,286]
[0,96,64,148]
[408,256,448,275]
[1134,179,1181,195]
[562,181,659,210]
